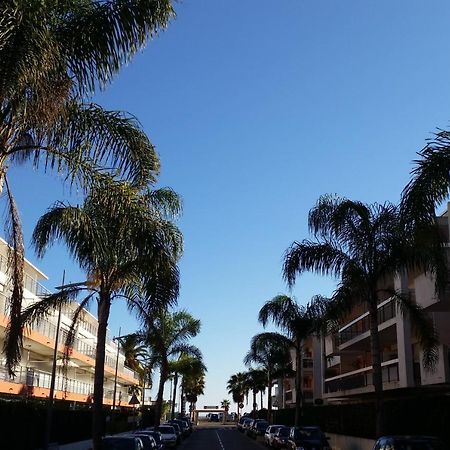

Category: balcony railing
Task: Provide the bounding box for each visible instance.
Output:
[0,366,128,401]
[339,299,396,345]
[324,361,399,394]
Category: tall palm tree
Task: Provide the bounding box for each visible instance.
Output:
[244,332,292,424]
[1,0,176,373]
[258,295,325,426]
[177,356,207,417]
[227,372,247,418]
[21,182,182,449]
[245,368,267,418]
[185,374,205,420]
[120,334,155,405]
[221,399,231,412]
[143,309,201,425]
[283,194,444,436]
[169,353,206,419]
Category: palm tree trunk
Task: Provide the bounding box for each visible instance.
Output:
[155,362,168,426]
[252,389,257,418]
[92,294,111,450]
[369,300,384,437]
[267,375,272,424]
[294,339,303,426]
[171,372,178,420]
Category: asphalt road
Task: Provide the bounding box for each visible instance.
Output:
[179,426,264,450]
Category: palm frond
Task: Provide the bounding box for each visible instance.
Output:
[392,291,439,371]
[3,175,24,376]
[283,240,351,287]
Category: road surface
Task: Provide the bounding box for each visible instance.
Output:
[179,425,264,450]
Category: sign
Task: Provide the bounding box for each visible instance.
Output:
[129,394,140,405]
[204,405,219,409]
[238,403,244,409]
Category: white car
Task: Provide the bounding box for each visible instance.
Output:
[264,425,285,447]
[156,425,177,448]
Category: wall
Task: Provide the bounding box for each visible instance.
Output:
[327,433,375,450]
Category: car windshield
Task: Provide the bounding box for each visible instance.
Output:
[278,428,290,437]
[294,428,322,441]
[394,439,446,450]
[133,436,152,450]
[257,422,269,430]
[102,438,135,450]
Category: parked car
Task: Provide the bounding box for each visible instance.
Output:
[131,434,157,450]
[244,419,257,435]
[102,436,144,450]
[136,431,163,450]
[372,436,447,450]
[168,419,190,438]
[265,425,285,447]
[248,420,269,439]
[178,417,193,434]
[286,426,330,450]
[239,418,253,433]
[237,416,251,432]
[166,422,182,444]
[272,426,291,449]
[156,425,178,448]
[210,413,220,422]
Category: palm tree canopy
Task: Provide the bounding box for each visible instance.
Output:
[243,332,292,373]
[402,130,450,225]
[283,195,445,369]
[4,182,182,374]
[144,308,201,368]
[227,372,247,403]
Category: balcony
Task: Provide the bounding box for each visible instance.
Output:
[339,299,396,346]
[324,360,399,394]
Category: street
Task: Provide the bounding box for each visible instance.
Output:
[179,425,263,450]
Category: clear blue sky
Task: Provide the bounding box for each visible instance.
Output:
[8,0,450,409]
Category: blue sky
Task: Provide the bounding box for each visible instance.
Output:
[8,0,450,409]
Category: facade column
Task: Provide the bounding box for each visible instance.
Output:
[395,272,414,387]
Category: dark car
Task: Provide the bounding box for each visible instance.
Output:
[373,436,447,450]
[237,416,251,432]
[102,436,144,450]
[272,426,291,449]
[168,419,190,438]
[248,420,269,439]
[132,434,157,450]
[286,426,330,450]
[166,422,182,444]
[136,431,163,450]
[210,413,220,422]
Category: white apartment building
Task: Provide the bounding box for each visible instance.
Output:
[0,239,139,406]
[275,205,450,406]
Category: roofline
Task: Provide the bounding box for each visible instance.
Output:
[0,238,48,280]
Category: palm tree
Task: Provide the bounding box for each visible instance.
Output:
[245,368,267,418]
[401,130,450,226]
[120,334,155,405]
[283,194,444,436]
[178,357,207,417]
[221,399,231,413]
[143,309,201,426]
[185,374,205,420]
[227,372,247,418]
[169,353,206,419]
[258,295,325,426]
[244,332,292,424]
[21,182,182,449]
[1,0,176,373]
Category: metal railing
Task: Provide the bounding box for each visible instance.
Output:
[324,361,399,393]
[0,366,129,400]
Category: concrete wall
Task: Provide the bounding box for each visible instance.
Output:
[327,432,375,450]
